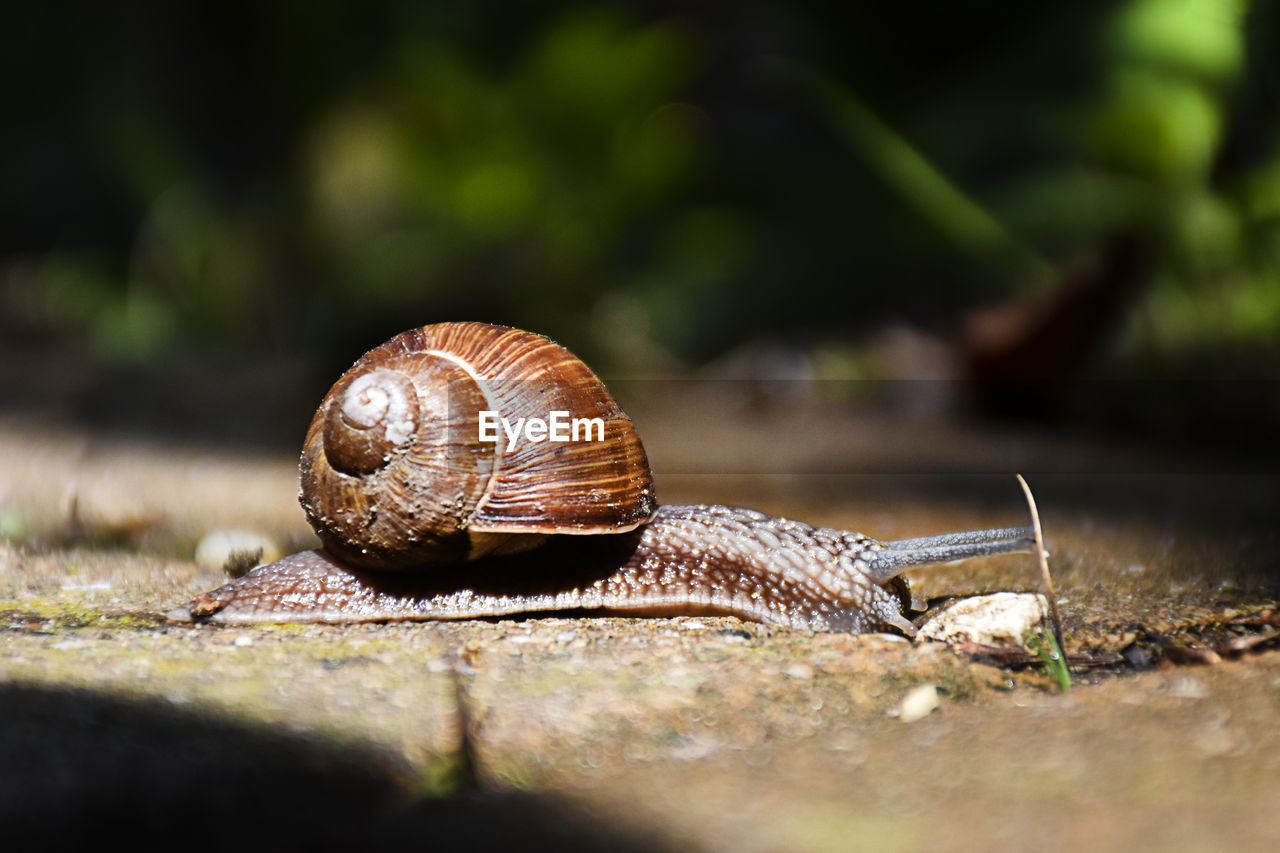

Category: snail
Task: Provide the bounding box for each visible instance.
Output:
[168,322,1035,634]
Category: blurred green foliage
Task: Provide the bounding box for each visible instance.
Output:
[2,0,1277,375]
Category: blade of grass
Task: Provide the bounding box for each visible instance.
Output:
[1026,627,1071,692]
[773,60,1050,283]
[1016,473,1063,651]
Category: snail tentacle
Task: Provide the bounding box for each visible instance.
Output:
[863,526,1036,583]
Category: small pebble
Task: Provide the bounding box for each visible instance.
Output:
[195,529,281,575]
[782,663,814,679]
[917,593,1049,647]
[896,684,940,722]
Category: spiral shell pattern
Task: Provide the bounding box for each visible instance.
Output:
[322,368,420,475]
[299,323,657,571]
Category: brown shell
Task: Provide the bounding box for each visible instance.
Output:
[300,322,657,570]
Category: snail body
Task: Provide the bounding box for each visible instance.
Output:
[171,322,1034,635]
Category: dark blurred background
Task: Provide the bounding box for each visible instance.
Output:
[2,0,1278,452]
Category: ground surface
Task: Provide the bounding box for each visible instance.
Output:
[1,392,1277,851]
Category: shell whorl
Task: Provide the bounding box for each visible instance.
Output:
[299,322,657,572]
[322,368,420,475]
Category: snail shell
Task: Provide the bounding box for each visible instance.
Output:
[170,322,1034,633]
[300,323,655,570]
